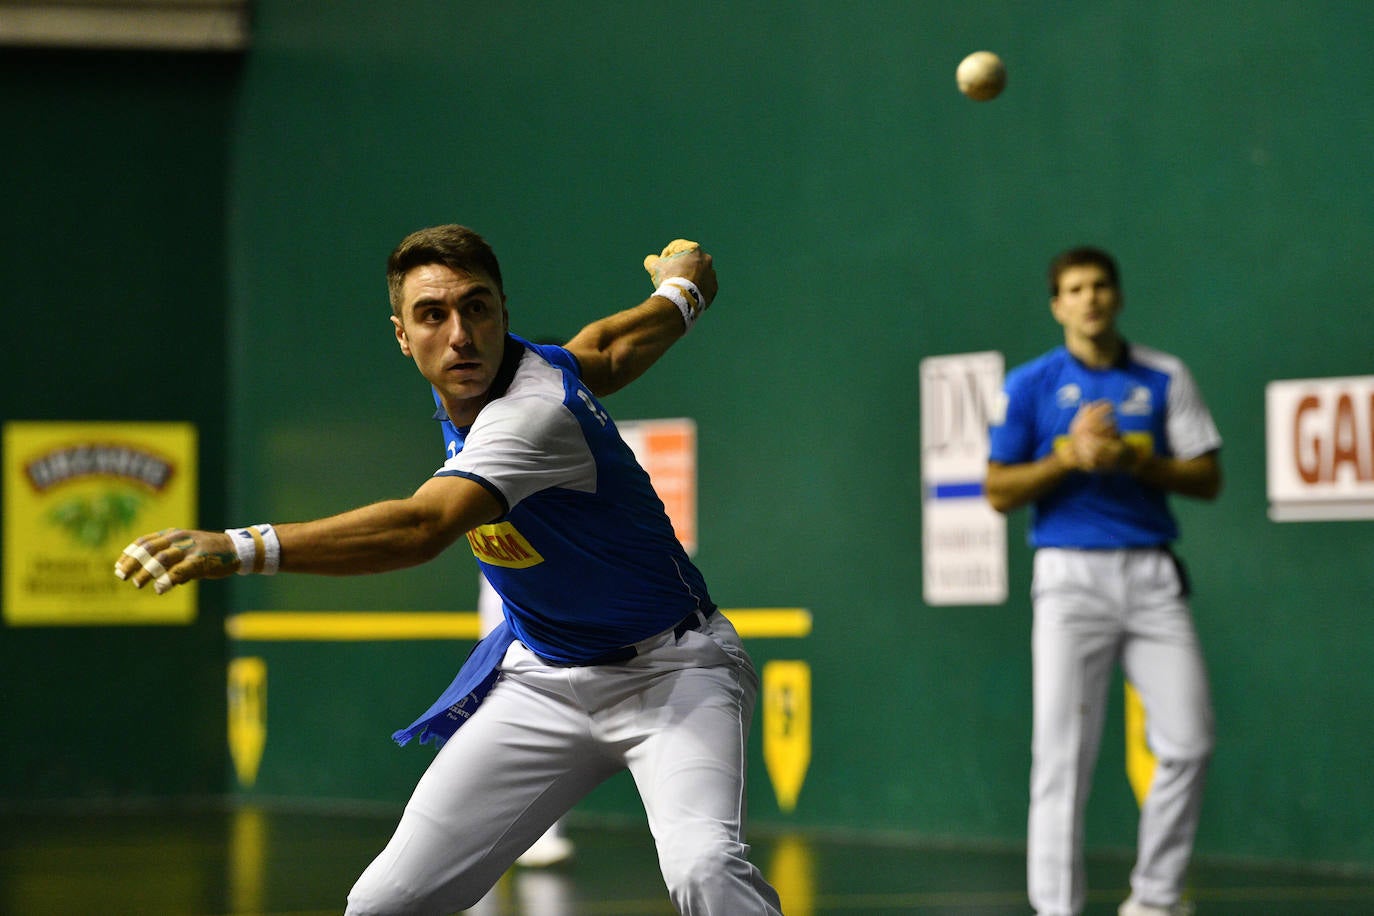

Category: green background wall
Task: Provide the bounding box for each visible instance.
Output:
[4,0,1373,873]
[0,48,238,799]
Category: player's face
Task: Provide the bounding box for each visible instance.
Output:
[393,263,508,426]
[1051,264,1122,344]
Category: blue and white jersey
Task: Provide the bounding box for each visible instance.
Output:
[988,343,1221,549]
[433,334,713,664]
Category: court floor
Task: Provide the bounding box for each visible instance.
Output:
[3,804,1373,915]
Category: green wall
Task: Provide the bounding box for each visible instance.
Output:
[4,0,1373,874]
[224,1,1374,868]
[0,49,239,799]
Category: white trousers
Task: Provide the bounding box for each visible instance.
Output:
[1028,547,1214,916]
[346,613,783,916]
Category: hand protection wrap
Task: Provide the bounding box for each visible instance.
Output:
[654,278,708,330]
[225,523,281,575]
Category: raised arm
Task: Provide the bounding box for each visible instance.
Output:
[114,474,502,594]
[565,240,717,397]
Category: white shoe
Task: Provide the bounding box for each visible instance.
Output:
[1119,898,1195,916]
[516,831,575,867]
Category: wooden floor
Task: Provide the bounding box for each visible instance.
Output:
[3,805,1373,915]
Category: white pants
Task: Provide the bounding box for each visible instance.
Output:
[1028,548,1214,916]
[346,613,783,916]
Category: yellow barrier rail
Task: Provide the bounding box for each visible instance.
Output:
[226,607,811,641]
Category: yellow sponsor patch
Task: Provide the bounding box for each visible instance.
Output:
[1051,431,1155,461]
[466,522,544,568]
[1122,431,1154,456]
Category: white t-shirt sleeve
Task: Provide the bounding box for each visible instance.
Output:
[438,394,597,510]
[1165,361,1222,459]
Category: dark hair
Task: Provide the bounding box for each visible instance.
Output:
[387,225,505,316]
[1047,246,1119,297]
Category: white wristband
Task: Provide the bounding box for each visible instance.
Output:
[225,524,281,575]
[654,278,708,330]
[257,523,281,575]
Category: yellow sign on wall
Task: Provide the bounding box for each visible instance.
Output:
[228,656,267,787]
[1125,680,1158,807]
[3,421,198,625]
[763,659,812,813]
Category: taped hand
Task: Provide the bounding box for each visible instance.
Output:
[114,527,238,594]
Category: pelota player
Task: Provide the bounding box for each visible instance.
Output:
[115,225,782,916]
[985,246,1222,916]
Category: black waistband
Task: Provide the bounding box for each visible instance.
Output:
[574,607,717,667]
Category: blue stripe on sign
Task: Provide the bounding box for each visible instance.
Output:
[930,481,984,499]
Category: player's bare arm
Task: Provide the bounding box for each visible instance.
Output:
[1067,400,1222,498]
[1132,449,1222,501]
[987,424,1221,514]
[270,475,502,574]
[115,475,502,593]
[984,454,1076,514]
[567,242,717,397]
[986,401,1116,512]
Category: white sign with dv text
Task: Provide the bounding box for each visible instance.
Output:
[919,351,1007,605]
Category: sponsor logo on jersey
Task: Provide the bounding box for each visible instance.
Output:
[467,522,544,568]
[1122,430,1155,457]
[1120,385,1153,416]
[990,390,1009,426]
[576,388,609,427]
[1056,383,1081,409]
[1052,430,1154,462]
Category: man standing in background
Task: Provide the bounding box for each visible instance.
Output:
[984,246,1222,916]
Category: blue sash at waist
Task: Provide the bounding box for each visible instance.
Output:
[391,621,514,749]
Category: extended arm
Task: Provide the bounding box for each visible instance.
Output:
[115,475,502,594]
[273,474,502,574]
[566,241,717,397]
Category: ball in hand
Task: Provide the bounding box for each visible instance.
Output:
[956,50,1006,102]
[643,238,700,278]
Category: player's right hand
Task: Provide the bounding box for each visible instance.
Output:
[114,528,239,594]
[1067,401,1134,471]
[643,239,718,307]
[1070,401,1117,439]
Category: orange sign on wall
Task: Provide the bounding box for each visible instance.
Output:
[619,417,697,555]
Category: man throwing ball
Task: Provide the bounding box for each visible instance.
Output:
[115,225,782,916]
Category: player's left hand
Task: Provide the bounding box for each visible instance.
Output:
[114,528,238,594]
[643,239,718,307]
[1070,401,1117,438]
[1068,401,1124,471]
